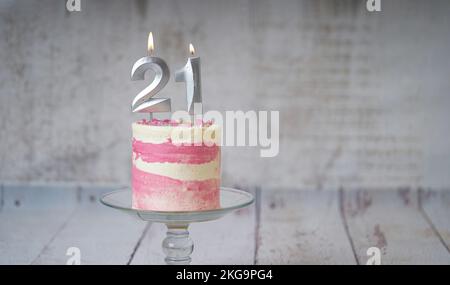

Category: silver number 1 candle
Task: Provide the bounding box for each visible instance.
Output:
[175,43,202,119]
[131,32,171,117]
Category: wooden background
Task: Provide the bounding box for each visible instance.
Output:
[1,0,450,190]
[1,185,449,264]
[1,0,450,265]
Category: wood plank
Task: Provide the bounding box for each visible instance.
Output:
[0,185,78,265]
[190,203,256,265]
[3,185,449,264]
[0,184,4,212]
[257,189,355,265]
[131,189,257,265]
[342,188,450,264]
[129,223,165,265]
[32,186,148,265]
[420,189,450,251]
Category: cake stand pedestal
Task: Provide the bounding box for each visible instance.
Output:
[100,187,254,265]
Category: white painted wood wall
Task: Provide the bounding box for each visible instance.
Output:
[1,0,450,189]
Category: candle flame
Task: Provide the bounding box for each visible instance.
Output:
[148,32,154,54]
[189,43,195,56]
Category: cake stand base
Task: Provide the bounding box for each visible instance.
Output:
[163,224,193,265]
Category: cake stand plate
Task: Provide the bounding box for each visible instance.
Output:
[100,187,254,265]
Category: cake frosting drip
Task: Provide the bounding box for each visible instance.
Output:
[131,119,221,211]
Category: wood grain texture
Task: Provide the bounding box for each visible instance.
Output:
[342,188,450,265]
[2,186,450,264]
[2,0,450,189]
[129,222,165,265]
[31,187,148,265]
[420,189,450,252]
[256,189,356,264]
[130,189,257,265]
[0,185,78,264]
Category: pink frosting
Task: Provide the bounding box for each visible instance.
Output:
[132,166,220,211]
[133,138,219,164]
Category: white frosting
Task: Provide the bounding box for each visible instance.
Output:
[132,122,222,145]
[133,154,220,181]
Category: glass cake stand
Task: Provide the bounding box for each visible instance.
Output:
[100,187,254,265]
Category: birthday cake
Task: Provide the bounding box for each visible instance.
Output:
[131,119,221,211]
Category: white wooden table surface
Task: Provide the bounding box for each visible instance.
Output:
[0,185,449,265]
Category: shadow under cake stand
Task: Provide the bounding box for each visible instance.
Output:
[100,187,254,265]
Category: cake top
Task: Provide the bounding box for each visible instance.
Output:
[136,119,214,127]
[133,119,221,145]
